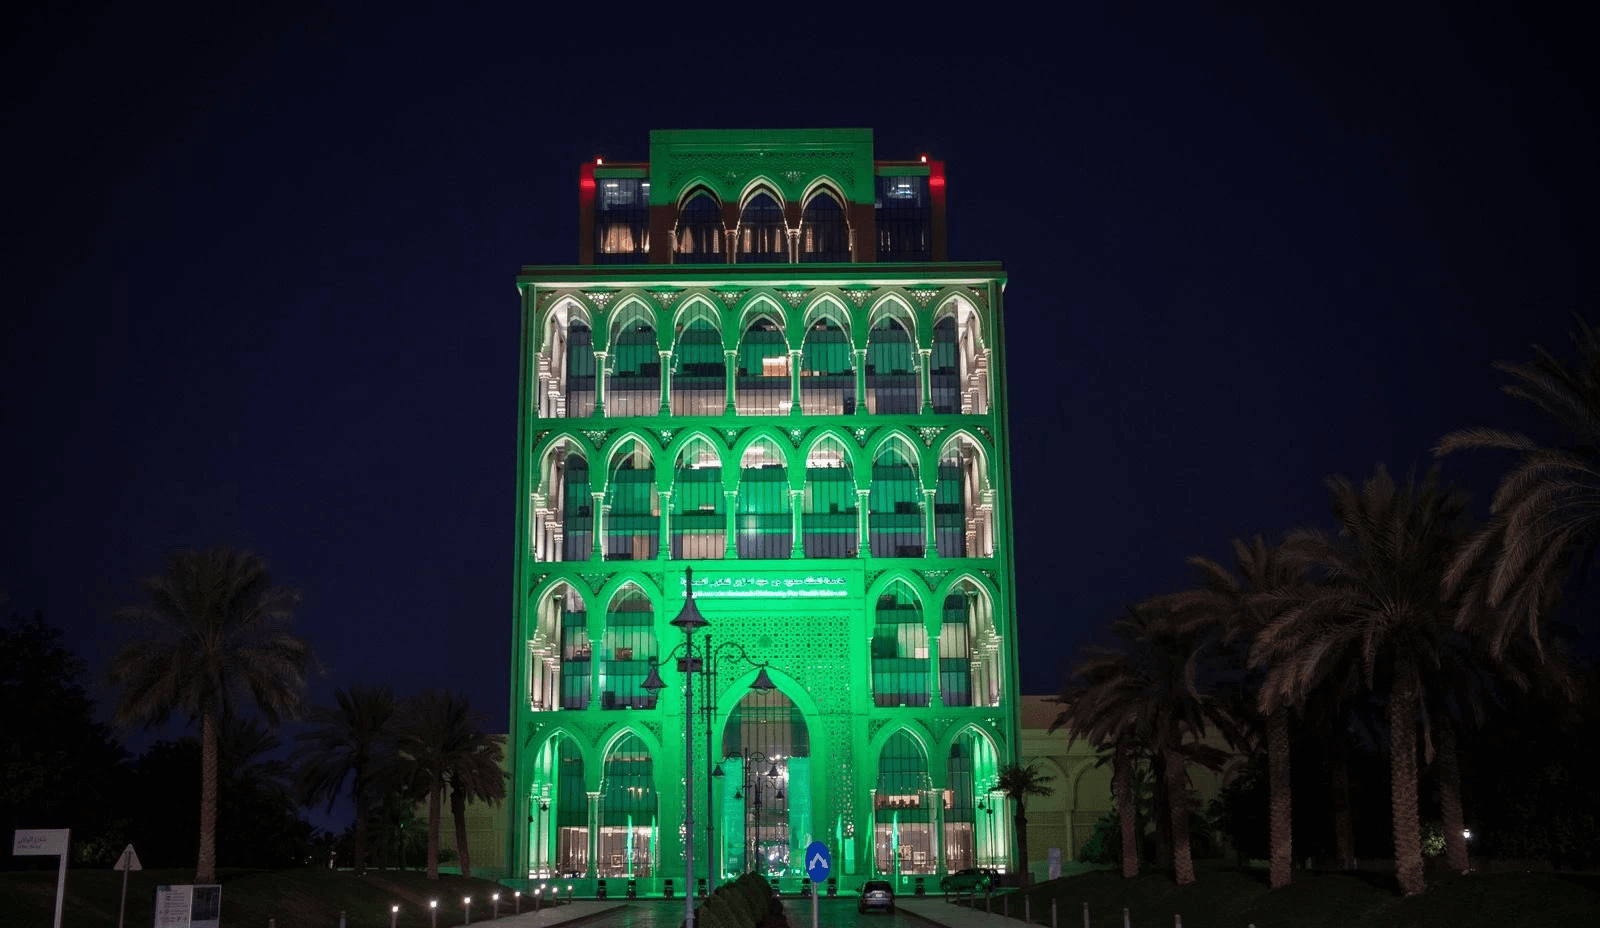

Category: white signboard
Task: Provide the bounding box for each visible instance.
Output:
[154,885,221,928]
[12,828,69,855]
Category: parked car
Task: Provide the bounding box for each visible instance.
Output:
[858,879,895,914]
[940,867,998,893]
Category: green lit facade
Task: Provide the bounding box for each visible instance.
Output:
[507,130,1021,893]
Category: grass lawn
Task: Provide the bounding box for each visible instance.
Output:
[962,861,1600,928]
[0,867,553,928]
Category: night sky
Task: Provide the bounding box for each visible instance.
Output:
[3,4,1594,823]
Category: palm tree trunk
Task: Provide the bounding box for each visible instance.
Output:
[353,772,369,876]
[1267,707,1292,889]
[1164,748,1194,886]
[1151,754,1172,868]
[1437,722,1468,872]
[197,706,219,884]
[1389,657,1425,895]
[1114,750,1138,878]
[426,781,442,880]
[1331,743,1355,869]
[452,784,473,879]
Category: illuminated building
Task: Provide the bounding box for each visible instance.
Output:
[507,129,1019,893]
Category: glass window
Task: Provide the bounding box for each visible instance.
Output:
[875,731,933,873]
[875,176,931,262]
[800,191,850,263]
[676,190,725,263]
[872,585,929,707]
[737,192,788,263]
[595,178,650,264]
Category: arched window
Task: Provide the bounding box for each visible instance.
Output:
[604,440,658,561]
[738,439,790,559]
[565,321,596,418]
[671,315,725,416]
[940,592,974,707]
[602,586,656,709]
[869,441,922,558]
[930,316,959,414]
[799,315,854,415]
[607,316,660,417]
[802,438,854,558]
[528,734,586,878]
[865,316,917,414]
[718,687,810,878]
[735,315,789,415]
[944,731,1002,872]
[560,451,591,561]
[671,437,724,559]
[598,734,657,877]
[872,583,928,707]
[800,191,850,262]
[676,190,724,264]
[737,191,788,263]
[554,587,590,709]
[937,436,993,559]
[874,731,932,873]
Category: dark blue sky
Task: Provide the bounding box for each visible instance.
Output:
[3,2,1593,775]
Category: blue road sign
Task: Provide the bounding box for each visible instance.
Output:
[804,841,831,883]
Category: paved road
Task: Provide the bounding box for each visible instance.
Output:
[494,896,1018,928]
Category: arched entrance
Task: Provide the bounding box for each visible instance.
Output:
[714,686,811,879]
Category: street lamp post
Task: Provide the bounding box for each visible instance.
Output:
[642,568,709,928]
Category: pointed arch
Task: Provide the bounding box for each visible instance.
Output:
[865,296,919,414]
[599,582,658,710]
[604,436,659,561]
[874,727,935,875]
[675,185,725,264]
[532,438,592,562]
[735,301,792,415]
[934,293,990,415]
[937,431,996,558]
[799,296,856,415]
[802,431,857,558]
[527,728,590,877]
[737,433,792,558]
[596,730,659,877]
[872,578,929,708]
[800,181,851,263]
[869,433,925,557]
[530,581,590,711]
[540,295,597,419]
[939,575,1002,708]
[736,184,788,264]
[944,726,1005,872]
[671,298,726,416]
[606,296,661,418]
[671,433,726,559]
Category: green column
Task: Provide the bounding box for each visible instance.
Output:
[853,349,868,415]
[658,490,673,561]
[724,489,739,559]
[788,349,803,417]
[856,488,871,557]
[724,349,738,414]
[923,488,938,558]
[658,350,672,415]
[591,492,605,561]
[594,350,609,417]
[788,489,804,558]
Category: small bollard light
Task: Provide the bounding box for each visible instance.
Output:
[514,891,522,915]
[493,893,501,919]
[534,888,542,912]
[464,896,473,926]
[391,905,400,928]
[430,900,438,928]
[567,884,574,903]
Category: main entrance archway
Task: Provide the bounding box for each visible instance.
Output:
[714,686,810,879]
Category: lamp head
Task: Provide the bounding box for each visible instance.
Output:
[750,666,776,693]
[671,567,709,631]
[640,664,667,692]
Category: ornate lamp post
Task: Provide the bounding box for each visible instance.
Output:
[642,568,708,928]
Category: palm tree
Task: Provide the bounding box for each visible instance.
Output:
[995,761,1053,886]
[1053,662,1146,879]
[1435,317,1600,657]
[1058,605,1232,885]
[1165,536,1307,889]
[294,685,397,875]
[394,689,506,879]
[1253,467,1468,896]
[107,546,314,884]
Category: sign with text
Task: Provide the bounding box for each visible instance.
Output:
[679,570,854,600]
[153,885,221,928]
[12,828,69,855]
